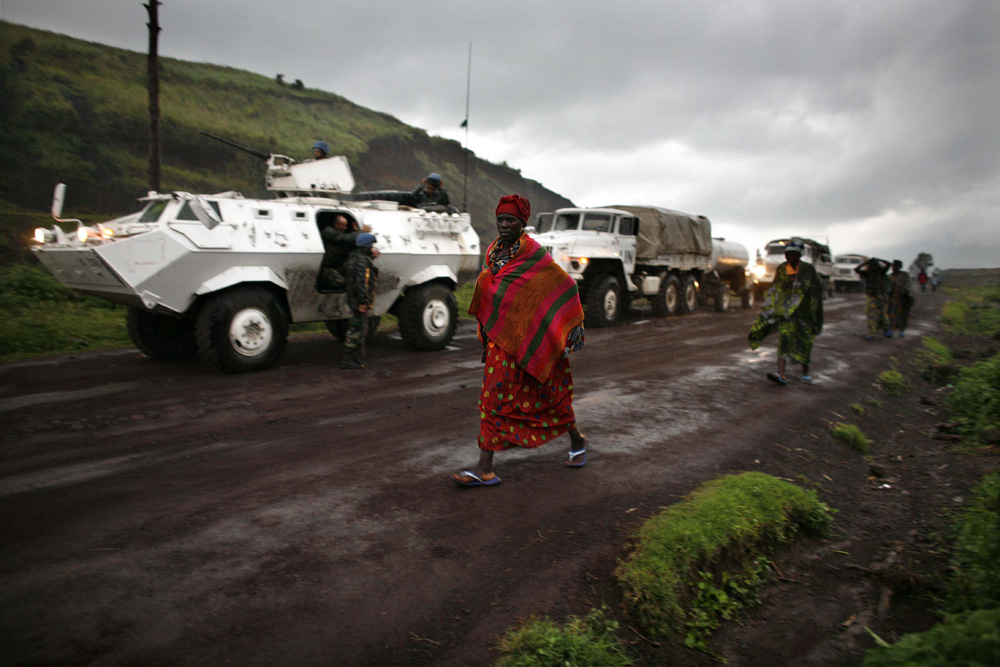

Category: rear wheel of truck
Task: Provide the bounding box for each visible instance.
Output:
[398,283,457,351]
[741,288,756,309]
[126,307,197,361]
[196,286,289,373]
[586,275,622,327]
[715,283,730,312]
[678,275,698,314]
[651,274,681,317]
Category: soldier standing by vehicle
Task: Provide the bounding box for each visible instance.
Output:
[412,173,450,208]
[342,233,379,369]
[319,214,371,290]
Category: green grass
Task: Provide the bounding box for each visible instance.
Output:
[614,472,833,649]
[915,336,955,383]
[495,608,633,667]
[861,608,1000,666]
[831,422,871,454]
[878,369,909,395]
[867,397,883,407]
[851,403,865,415]
[944,354,1000,446]
[941,287,1000,338]
[946,469,1000,612]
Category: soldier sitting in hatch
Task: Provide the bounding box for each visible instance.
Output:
[411,172,451,208]
[318,214,372,290]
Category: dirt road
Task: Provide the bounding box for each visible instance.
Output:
[0,290,984,665]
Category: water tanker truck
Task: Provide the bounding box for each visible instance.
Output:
[531,205,755,326]
[31,134,480,373]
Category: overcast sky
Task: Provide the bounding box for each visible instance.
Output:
[4,0,998,268]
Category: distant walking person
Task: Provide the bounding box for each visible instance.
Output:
[411,173,450,208]
[887,260,913,337]
[855,257,891,340]
[341,233,379,369]
[748,238,824,385]
[917,270,928,293]
[452,195,587,487]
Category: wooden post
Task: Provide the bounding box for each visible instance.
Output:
[145,1,161,192]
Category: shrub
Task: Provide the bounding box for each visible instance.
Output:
[615,472,832,649]
[832,422,871,454]
[916,337,956,383]
[946,469,1000,613]
[0,263,74,308]
[861,608,1000,666]
[944,354,1000,445]
[878,370,908,395]
[496,608,633,667]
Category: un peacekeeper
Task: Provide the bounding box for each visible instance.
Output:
[319,214,372,290]
[411,172,450,207]
[342,233,380,369]
[312,140,330,160]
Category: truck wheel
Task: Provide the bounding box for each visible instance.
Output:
[678,275,698,315]
[715,283,730,312]
[398,283,458,351]
[651,274,681,317]
[586,275,622,327]
[126,307,197,360]
[741,289,756,309]
[196,286,288,373]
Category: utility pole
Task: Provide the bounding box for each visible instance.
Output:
[462,43,471,212]
[145,1,161,192]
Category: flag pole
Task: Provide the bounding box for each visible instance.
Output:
[462,42,471,212]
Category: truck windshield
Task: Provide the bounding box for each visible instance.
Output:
[552,213,580,231]
[138,200,168,223]
[582,214,611,232]
[535,212,554,232]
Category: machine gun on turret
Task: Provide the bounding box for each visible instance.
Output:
[200,131,355,197]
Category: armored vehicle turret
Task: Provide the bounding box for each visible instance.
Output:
[32,136,480,373]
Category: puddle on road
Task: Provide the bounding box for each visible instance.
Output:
[0,382,140,413]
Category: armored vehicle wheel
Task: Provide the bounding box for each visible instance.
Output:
[679,275,698,314]
[196,286,288,373]
[741,288,756,309]
[715,283,730,312]
[126,307,197,361]
[586,275,622,328]
[651,274,681,317]
[398,283,458,351]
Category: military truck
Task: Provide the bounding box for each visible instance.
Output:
[32,137,480,373]
[751,237,835,301]
[531,205,755,327]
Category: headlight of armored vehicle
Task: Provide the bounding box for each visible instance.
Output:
[77,226,91,243]
[752,264,767,278]
[34,228,55,244]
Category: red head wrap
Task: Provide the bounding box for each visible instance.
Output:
[495,194,530,224]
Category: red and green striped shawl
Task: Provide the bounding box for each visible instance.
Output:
[469,234,585,382]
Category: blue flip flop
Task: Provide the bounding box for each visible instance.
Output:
[766,372,787,386]
[565,447,587,468]
[451,470,501,487]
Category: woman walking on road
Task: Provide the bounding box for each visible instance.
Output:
[451,195,588,487]
[887,260,913,337]
[855,257,892,340]
[748,239,824,385]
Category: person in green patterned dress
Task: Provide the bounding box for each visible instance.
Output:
[748,239,824,385]
[855,257,892,340]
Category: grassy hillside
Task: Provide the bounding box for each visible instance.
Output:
[0,21,573,264]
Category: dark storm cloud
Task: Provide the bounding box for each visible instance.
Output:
[3,0,997,267]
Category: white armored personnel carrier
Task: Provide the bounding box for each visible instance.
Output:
[32,136,480,373]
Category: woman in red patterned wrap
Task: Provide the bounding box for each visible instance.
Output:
[451,195,589,487]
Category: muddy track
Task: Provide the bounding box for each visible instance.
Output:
[0,291,977,665]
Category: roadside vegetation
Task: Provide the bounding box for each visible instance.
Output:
[940,286,1000,338]
[495,608,633,667]
[831,422,872,454]
[877,369,909,395]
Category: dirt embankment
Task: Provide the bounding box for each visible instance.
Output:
[0,290,996,666]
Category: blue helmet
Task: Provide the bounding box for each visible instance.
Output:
[356,233,376,248]
[427,172,442,185]
[313,140,330,155]
[785,239,805,254]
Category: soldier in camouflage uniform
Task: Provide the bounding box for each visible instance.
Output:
[411,173,450,207]
[342,233,379,369]
[319,214,371,290]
